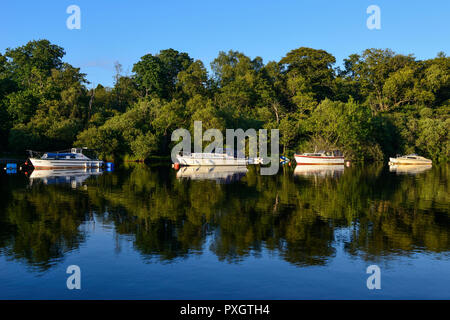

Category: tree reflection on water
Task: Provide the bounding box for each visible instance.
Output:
[0,163,448,271]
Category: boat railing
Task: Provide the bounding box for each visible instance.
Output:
[298,150,344,157]
[27,150,44,158]
[181,152,246,159]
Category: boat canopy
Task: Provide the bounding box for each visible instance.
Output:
[28,147,99,160]
[299,150,343,157]
[44,153,76,158]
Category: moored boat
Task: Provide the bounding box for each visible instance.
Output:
[176,152,248,166]
[29,148,103,169]
[294,150,344,165]
[388,154,432,165]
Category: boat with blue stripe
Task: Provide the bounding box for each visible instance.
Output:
[28,148,103,169]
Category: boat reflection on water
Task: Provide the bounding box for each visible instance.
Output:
[29,168,103,188]
[389,164,432,175]
[176,166,248,183]
[294,165,345,178]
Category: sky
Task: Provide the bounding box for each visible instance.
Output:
[1,0,449,87]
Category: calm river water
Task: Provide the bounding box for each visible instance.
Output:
[0,163,449,299]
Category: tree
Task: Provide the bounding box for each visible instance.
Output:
[416,118,449,160]
[1,40,449,161]
[305,99,381,160]
[280,47,336,102]
[133,54,167,98]
[177,60,209,98]
[5,39,65,88]
[130,132,159,160]
[132,49,192,100]
[340,49,416,111]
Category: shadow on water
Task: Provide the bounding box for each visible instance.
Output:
[0,162,449,272]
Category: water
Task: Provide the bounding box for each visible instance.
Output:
[0,163,449,299]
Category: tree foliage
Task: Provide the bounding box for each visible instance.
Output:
[0,40,448,161]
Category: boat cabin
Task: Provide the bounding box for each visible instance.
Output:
[302,150,343,157]
[41,148,90,160]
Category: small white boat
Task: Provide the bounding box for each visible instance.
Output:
[29,148,103,169]
[388,154,432,165]
[176,152,248,166]
[294,150,344,165]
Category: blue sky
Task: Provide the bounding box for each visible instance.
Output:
[1,0,449,87]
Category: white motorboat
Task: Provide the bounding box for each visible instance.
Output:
[294,150,344,165]
[176,152,248,166]
[388,154,432,165]
[29,148,103,169]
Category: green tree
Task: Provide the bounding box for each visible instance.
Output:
[132,49,192,100]
[280,47,336,102]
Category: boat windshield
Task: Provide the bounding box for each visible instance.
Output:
[43,153,77,159]
[300,150,343,157]
[306,153,323,156]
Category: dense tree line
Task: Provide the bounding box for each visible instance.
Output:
[0,40,449,160]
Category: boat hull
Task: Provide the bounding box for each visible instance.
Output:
[388,157,432,165]
[294,154,344,165]
[30,158,103,169]
[176,156,247,166]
